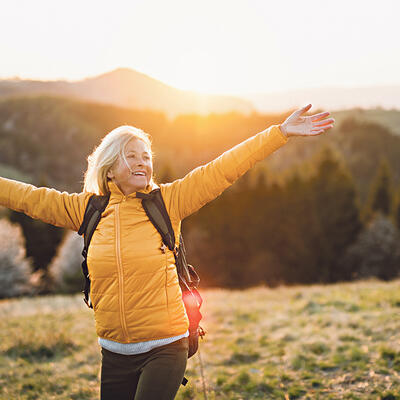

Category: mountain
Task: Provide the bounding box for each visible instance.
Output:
[244,85,400,114]
[0,68,254,118]
[2,68,399,118]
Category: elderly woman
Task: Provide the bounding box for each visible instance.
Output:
[0,104,333,399]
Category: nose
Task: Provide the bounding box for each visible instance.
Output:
[134,157,144,167]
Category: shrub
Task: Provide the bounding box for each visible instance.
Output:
[342,214,400,280]
[49,231,83,293]
[0,218,33,298]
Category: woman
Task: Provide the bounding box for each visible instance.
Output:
[0,104,333,399]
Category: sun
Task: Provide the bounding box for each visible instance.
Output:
[172,50,223,94]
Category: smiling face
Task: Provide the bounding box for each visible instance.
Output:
[107,138,153,195]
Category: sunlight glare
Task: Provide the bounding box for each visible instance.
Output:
[173,50,222,94]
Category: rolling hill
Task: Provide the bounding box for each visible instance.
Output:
[0,68,254,118]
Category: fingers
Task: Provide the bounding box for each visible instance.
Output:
[296,104,312,116]
[313,118,335,127]
[311,111,330,122]
[311,124,334,133]
[310,130,325,136]
[310,131,329,136]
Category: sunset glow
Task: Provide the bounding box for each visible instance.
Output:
[1,0,399,95]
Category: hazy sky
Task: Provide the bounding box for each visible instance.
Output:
[1,0,399,95]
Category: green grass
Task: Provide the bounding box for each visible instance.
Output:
[1,279,400,399]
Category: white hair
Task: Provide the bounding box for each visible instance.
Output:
[83,125,153,195]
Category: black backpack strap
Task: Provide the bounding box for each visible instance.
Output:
[137,190,192,285]
[78,193,110,308]
[78,194,111,253]
[136,190,175,251]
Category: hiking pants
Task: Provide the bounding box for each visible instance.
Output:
[100,337,188,400]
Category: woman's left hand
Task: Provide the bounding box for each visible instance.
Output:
[280,104,335,138]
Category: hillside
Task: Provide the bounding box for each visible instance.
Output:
[0,95,280,191]
[0,95,399,201]
[0,68,254,118]
[3,68,399,117]
[332,108,400,136]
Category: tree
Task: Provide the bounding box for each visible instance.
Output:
[394,186,400,230]
[156,162,177,184]
[342,214,400,281]
[8,211,64,286]
[364,159,394,220]
[49,231,84,293]
[308,147,362,282]
[275,172,320,284]
[0,219,32,298]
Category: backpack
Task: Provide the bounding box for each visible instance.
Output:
[77,189,205,366]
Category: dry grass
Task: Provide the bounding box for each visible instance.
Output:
[1,279,400,399]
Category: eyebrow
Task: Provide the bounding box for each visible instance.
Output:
[126,150,150,155]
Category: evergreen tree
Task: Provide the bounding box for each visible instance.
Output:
[184,187,248,287]
[8,211,64,276]
[276,172,320,284]
[156,162,176,184]
[364,159,394,220]
[394,186,400,230]
[309,147,362,282]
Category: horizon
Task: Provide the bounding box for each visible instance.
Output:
[2,66,400,113]
[2,67,400,97]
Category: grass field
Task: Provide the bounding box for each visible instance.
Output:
[1,279,400,399]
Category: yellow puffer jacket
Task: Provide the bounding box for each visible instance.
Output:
[0,125,288,343]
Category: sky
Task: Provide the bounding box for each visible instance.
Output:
[1,0,399,95]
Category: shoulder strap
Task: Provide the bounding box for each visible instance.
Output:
[137,190,192,286]
[78,194,110,256]
[137,189,175,251]
[78,193,110,308]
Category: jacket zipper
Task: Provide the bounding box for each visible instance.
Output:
[115,203,129,341]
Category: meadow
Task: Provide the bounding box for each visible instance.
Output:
[1,279,400,399]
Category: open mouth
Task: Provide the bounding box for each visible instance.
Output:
[133,171,146,176]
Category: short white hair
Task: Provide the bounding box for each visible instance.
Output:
[83,125,153,195]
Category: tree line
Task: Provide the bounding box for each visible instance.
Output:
[183,147,400,288]
[2,145,400,297]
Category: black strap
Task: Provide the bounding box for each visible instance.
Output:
[79,194,110,255]
[78,193,110,308]
[137,190,193,286]
[136,190,175,251]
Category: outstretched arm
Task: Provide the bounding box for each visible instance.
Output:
[0,177,92,231]
[162,104,334,221]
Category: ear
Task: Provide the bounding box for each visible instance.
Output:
[107,169,114,179]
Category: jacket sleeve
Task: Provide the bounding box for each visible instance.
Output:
[0,177,93,231]
[162,124,288,221]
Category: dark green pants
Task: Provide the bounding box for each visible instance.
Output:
[100,337,188,400]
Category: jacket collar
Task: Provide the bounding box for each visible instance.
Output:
[107,180,159,204]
